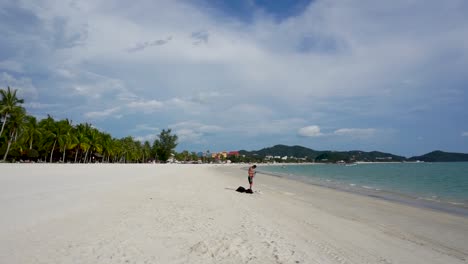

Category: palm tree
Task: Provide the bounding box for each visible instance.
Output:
[0,87,25,138]
[84,126,102,163]
[143,140,151,163]
[38,115,60,163]
[57,119,74,162]
[136,140,143,162]
[100,133,114,163]
[2,107,26,161]
[74,123,90,163]
[112,139,123,163]
[23,116,42,149]
[119,136,135,163]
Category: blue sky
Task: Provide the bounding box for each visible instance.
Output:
[1,0,467,157]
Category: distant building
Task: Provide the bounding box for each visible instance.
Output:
[212,151,228,160]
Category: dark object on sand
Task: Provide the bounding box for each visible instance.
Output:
[236,186,246,192]
[236,186,253,194]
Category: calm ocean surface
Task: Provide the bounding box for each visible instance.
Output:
[257,162,468,214]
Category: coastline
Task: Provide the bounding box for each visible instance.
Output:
[254,164,468,217]
[217,164,468,263]
[1,163,467,263]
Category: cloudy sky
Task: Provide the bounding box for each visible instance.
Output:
[1,0,468,156]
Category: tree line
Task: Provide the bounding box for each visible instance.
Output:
[0,86,178,163]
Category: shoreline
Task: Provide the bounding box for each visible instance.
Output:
[215,164,468,262]
[254,163,468,217]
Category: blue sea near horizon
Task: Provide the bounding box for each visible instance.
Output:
[257,162,468,216]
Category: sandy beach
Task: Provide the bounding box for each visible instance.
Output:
[0,164,467,264]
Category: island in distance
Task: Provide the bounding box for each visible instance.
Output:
[238,145,468,163]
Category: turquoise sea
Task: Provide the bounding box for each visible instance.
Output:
[257,162,468,215]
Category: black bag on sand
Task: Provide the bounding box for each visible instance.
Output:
[245,189,253,194]
[236,186,246,193]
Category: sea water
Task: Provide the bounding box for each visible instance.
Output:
[257,162,468,215]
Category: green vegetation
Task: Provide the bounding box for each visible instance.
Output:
[240,145,320,161]
[241,145,406,163]
[241,145,468,163]
[226,154,264,164]
[0,86,178,163]
[174,150,199,162]
[152,129,178,162]
[0,87,24,139]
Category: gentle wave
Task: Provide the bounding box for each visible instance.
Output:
[258,162,468,216]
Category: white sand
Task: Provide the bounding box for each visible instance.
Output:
[0,164,467,264]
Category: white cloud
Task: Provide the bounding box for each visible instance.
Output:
[135,133,157,143]
[55,68,76,79]
[23,102,59,109]
[6,1,468,99]
[132,124,160,132]
[126,37,172,52]
[220,118,306,137]
[166,97,198,109]
[124,97,201,116]
[170,121,224,132]
[462,132,468,137]
[333,128,376,138]
[8,0,467,104]
[170,121,224,143]
[298,125,322,137]
[84,107,120,119]
[199,125,224,133]
[66,72,131,101]
[0,60,23,73]
[126,100,164,113]
[0,72,38,100]
[190,91,226,104]
[1,0,467,153]
[224,104,275,120]
[175,128,204,143]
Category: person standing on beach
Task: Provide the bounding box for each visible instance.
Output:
[248,165,257,190]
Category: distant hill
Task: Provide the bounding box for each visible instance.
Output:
[314,150,406,162]
[408,151,468,162]
[239,145,406,162]
[239,145,323,159]
[238,145,468,162]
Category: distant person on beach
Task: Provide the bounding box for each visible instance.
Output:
[248,165,257,190]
